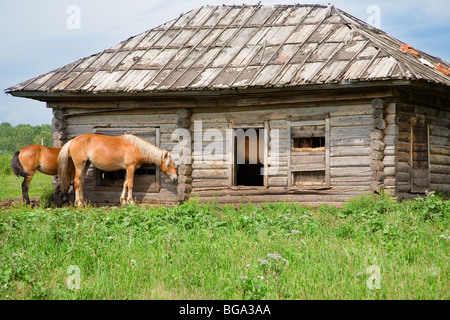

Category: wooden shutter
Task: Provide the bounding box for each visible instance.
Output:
[411,121,430,193]
[289,117,330,188]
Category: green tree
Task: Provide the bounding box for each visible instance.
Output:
[0,122,52,155]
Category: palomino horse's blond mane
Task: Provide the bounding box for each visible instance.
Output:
[122,134,165,165]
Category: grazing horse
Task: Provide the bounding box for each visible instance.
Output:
[57,133,177,206]
[11,145,66,205]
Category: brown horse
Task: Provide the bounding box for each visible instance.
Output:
[57,133,177,206]
[11,145,65,205]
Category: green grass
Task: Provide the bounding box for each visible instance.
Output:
[0,192,448,300]
[0,172,53,202]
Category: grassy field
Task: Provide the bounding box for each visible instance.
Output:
[0,189,448,300]
[0,172,53,202]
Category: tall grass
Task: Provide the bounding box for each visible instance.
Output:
[0,193,448,300]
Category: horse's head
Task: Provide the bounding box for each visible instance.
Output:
[160,151,177,183]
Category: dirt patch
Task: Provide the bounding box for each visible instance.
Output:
[1,198,40,209]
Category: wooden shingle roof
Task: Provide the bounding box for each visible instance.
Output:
[6,4,450,98]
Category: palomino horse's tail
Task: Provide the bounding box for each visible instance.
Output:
[57,140,73,193]
[11,151,29,178]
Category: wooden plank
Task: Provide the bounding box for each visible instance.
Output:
[291,163,325,172]
[329,115,372,127]
[192,178,229,188]
[330,167,371,177]
[330,146,370,157]
[330,156,370,167]
[192,169,228,179]
[430,173,450,185]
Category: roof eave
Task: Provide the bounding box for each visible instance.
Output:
[6,79,419,102]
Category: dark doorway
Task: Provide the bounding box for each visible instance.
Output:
[234,128,265,187]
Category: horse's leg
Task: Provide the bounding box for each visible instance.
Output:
[78,161,90,206]
[121,166,135,205]
[21,173,34,205]
[73,167,83,207]
[126,167,136,205]
[73,161,89,207]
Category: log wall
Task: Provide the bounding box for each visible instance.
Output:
[48,85,449,206]
[49,102,179,205]
[397,103,450,198]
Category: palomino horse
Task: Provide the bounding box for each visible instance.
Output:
[57,133,177,206]
[11,145,68,205]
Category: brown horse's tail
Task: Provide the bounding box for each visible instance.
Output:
[57,140,73,193]
[11,151,29,178]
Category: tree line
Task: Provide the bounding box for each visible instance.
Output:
[0,122,52,156]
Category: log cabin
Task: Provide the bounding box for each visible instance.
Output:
[6,4,450,206]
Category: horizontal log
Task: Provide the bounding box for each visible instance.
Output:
[397,162,409,173]
[177,176,193,184]
[330,167,371,177]
[370,140,385,151]
[371,98,385,109]
[371,170,385,181]
[291,154,325,165]
[52,131,67,140]
[331,146,370,157]
[430,184,450,192]
[430,173,450,185]
[52,109,66,120]
[330,178,371,186]
[330,115,372,127]
[383,155,396,166]
[383,135,396,145]
[384,178,396,188]
[429,125,449,138]
[430,164,450,175]
[398,151,410,163]
[267,176,288,187]
[329,126,371,139]
[330,156,370,167]
[430,154,450,166]
[291,163,326,172]
[178,164,193,176]
[369,150,384,161]
[52,119,67,131]
[370,160,384,171]
[372,118,387,130]
[177,183,193,195]
[53,140,64,147]
[191,178,229,188]
[370,181,384,192]
[192,161,228,169]
[372,108,384,119]
[177,108,192,119]
[267,167,288,176]
[430,146,450,156]
[192,169,228,179]
[397,172,410,183]
[370,129,384,140]
[383,166,396,176]
[329,137,371,147]
[269,120,288,130]
[177,117,192,128]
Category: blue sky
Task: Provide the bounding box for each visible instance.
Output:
[1,0,449,126]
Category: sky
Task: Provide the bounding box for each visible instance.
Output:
[1,0,449,126]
